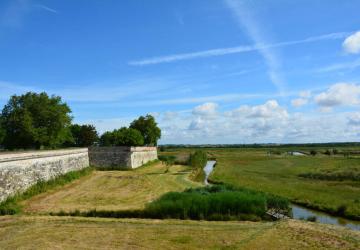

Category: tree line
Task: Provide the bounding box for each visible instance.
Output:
[0,92,161,150]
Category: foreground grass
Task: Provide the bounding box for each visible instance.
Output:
[0,215,358,249]
[200,148,360,219]
[22,162,201,213]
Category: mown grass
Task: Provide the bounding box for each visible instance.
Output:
[0,215,358,249]
[0,167,94,215]
[160,147,360,220]
[22,162,201,213]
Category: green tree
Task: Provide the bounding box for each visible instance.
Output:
[1,92,72,149]
[0,123,5,146]
[99,131,115,146]
[70,124,98,147]
[130,114,161,146]
[113,127,144,146]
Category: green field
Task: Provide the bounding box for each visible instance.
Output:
[0,152,359,249]
[162,147,360,219]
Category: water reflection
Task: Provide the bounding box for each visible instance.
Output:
[291,204,360,231]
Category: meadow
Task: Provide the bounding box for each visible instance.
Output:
[162,147,360,220]
[0,151,359,248]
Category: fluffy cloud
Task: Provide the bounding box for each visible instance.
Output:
[231,100,288,120]
[192,102,218,118]
[314,83,360,108]
[343,31,360,54]
[291,98,308,107]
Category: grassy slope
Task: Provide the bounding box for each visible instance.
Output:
[0,216,358,249]
[22,162,201,213]
[204,148,360,218]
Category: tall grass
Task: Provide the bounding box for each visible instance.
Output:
[0,167,94,215]
[189,150,207,169]
[189,150,208,182]
[54,184,290,221]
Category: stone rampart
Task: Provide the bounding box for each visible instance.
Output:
[89,146,157,169]
[0,148,89,202]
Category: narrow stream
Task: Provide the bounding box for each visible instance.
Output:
[204,160,216,185]
[203,160,360,231]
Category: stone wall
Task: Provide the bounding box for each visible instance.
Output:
[89,146,157,169]
[0,148,89,202]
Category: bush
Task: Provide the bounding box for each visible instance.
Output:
[310,150,317,156]
[190,150,207,169]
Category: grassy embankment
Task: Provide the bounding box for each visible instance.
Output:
[22,161,201,214]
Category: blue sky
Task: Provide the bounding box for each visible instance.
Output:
[1,0,360,144]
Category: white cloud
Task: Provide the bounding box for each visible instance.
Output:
[291,98,308,107]
[129,31,349,66]
[314,83,360,108]
[317,58,360,73]
[192,102,218,118]
[35,4,57,14]
[343,31,360,54]
[231,100,288,120]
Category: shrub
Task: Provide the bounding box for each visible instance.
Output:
[190,150,207,169]
[310,150,317,156]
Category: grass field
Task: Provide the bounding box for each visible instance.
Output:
[1,153,359,248]
[22,162,200,213]
[162,148,360,219]
[0,216,359,249]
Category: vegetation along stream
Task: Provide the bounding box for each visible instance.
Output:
[203,161,360,231]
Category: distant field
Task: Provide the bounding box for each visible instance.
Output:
[23,162,200,213]
[162,147,360,219]
[0,216,359,249]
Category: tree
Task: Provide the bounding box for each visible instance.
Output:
[113,127,144,146]
[99,131,115,146]
[0,92,72,149]
[130,114,161,146]
[70,124,98,147]
[0,124,5,146]
[0,115,5,146]
[99,128,144,146]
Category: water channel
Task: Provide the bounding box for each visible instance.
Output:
[203,160,360,231]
